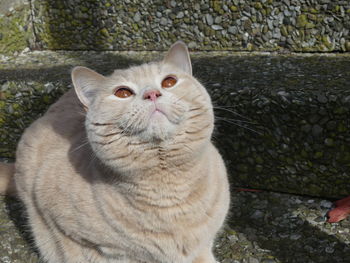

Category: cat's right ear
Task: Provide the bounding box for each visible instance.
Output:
[71,66,106,108]
[163,41,192,76]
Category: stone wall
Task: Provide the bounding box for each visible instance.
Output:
[1,51,350,198]
[1,0,350,54]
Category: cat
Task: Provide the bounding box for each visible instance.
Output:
[0,41,230,263]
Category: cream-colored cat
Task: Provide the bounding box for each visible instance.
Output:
[0,42,230,263]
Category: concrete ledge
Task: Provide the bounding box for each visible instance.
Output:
[1,51,350,198]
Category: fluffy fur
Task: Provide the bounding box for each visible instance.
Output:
[0,42,230,263]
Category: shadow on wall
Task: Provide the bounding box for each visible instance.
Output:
[0,53,142,81]
[35,0,109,50]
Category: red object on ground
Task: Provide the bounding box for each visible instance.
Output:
[327,195,350,223]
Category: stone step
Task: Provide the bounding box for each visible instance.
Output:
[1,191,350,262]
[1,51,350,198]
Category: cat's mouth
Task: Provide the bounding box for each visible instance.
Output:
[122,102,186,142]
[149,104,168,120]
[151,108,166,117]
[137,104,176,141]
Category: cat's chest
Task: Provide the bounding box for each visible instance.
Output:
[90,187,209,262]
[98,238,196,263]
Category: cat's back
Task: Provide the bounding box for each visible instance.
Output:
[25,88,84,139]
[15,89,85,194]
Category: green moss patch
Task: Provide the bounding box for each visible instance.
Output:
[0,4,32,55]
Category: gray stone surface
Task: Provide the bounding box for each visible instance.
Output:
[1,0,350,53]
[0,195,38,263]
[1,51,350,198]
[0,0,27,14]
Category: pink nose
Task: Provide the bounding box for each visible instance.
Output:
[143,90,162,101]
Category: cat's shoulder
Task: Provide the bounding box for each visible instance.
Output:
[18,89,85,149]
[46,88,84,116]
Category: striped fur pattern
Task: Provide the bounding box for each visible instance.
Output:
[13,42,230,263]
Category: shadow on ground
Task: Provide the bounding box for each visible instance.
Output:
[0,195,38,262]
[4,195,38,254]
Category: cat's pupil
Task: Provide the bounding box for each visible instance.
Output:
[115,87,133,98]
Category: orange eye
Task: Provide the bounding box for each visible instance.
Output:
[161,76,177,88]
[114,87,134,98]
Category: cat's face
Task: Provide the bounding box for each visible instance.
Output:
[90,63,194,142]
[72,42,213,170]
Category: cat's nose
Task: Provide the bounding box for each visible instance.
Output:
[143,89,162,101]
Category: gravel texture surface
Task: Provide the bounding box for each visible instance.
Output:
[1,51,350,198]
[1,0,350,54]
[215,190,350,263]
[27,0,350,52]
[1,191,350,262]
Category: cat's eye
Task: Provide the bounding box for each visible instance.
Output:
[161,76,177,88]
[114,86,134,98]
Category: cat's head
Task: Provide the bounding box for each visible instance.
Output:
[72,41,214,170]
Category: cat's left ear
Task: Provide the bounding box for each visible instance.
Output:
[71,66,106,108]
[163,41,192,76]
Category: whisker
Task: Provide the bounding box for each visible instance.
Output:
[212,101,251,108]
[211,134,219,142]
[70,140,90,153]
[215,116,258,125]
[213,107,251,121]
[216,118,264,135]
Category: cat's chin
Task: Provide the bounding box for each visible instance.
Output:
[139,116,176,142]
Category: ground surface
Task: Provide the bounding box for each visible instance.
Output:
[1,190,350,263]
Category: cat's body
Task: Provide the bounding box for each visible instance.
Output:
[1,42,230,263]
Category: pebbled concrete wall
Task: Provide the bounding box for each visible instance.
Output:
[31,0,350,52]
[1,0,350,54]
